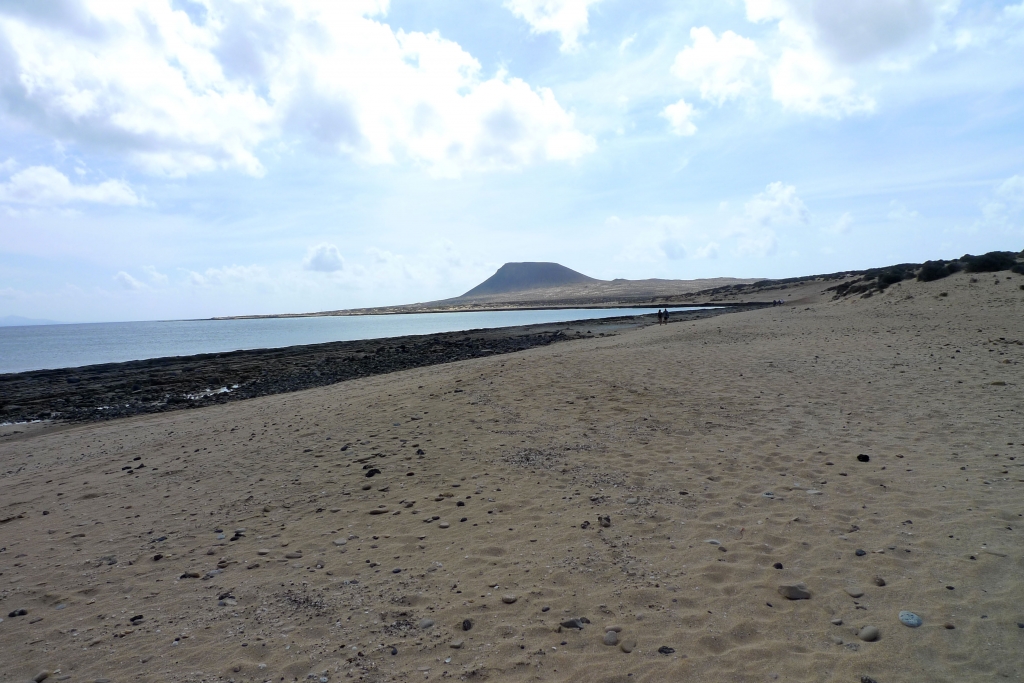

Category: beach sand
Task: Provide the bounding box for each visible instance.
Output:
[1,270,1022,683]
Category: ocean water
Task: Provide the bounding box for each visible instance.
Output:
[0,307,703,374]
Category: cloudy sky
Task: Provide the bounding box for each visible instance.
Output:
[1,0,1023,322]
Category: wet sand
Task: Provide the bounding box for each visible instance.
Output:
[1,271,1022,683]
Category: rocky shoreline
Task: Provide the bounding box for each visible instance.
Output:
[0,306,757,424]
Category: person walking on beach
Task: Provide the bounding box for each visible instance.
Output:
[662,308,669,324]
[657,309,664,325]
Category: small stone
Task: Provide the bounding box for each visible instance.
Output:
[332,539,347,546]
[462,619,472,631]
[391,646,398,655]
[857,454,870,462]
[560,618,585,629]
[773,562,783,569]
[502,594,517,604]
[450,640,464,649]
[285,552,303,559]
[944,623,955,629]
[619,638,637,653]
[33,672,50,683]
[858,625,880,642]
[438,521,450,529]
[626,497,638,504]
[873,576,886,587]
[599,515,611,528]
[706,539,721,545]
[392,568,401,574]
[541,606,550,612]
[831,618,843,625]
[845,588,865,598]
[418,619,435,629]
[604,625,622,632]
[861,677,879,683]
[777,583,811,600]
[657,646,675,655]
[8,608,27,617]
[831,636,844,645]
[258,548,271,554]
[603,630,619,646]
[898,611,922,627]
[855,549,866,556]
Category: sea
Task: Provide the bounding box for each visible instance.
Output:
[0,307,704,374]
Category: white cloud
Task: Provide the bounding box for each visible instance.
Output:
[671,27,764,106]
[0,1,594,178]
[661,99,697,136]
[142,265,169,285]
[769,48,875,116]
[0,166,142,206]
[503,0,602,53]
[188,264,271,288]
[745,181,809,226]
[303,243,345,272]
[888,200,919,221]
[0,157,16,173]
[978,174,1024,229]
[114,271,145,290]
[825,211,854,234]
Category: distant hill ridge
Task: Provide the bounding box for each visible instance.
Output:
[461,262,600,298]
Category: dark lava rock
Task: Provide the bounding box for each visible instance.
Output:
[462,619,472,631]
[365,469,381,478]
[857,454,871,462]
[856,549,867,556]
[773,562,783,569]
[658,646,675,655]
[7,608,28,617]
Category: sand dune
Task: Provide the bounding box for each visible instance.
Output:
[1,270,1022,683]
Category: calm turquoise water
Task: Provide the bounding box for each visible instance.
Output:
[0,307,702,374]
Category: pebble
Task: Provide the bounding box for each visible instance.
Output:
[599,515,611,527]
[657,646,675,655]
[450,640,464,649]
[845,588,865,598]
[626,497,638,504]
[560,618,585,629]
[831,618,843,625]
[33,672,50,683]
[873,576,886,587]
[502,594,517,604]
[619,638,637,653]
[258,548,271,555]
[898,611,922,627]
[861,677,879,683]
[285,552,303,559]
[858,625,880,642]
[706,539,721,545]
[332,539,347,546]
[604,625,622,632]
[462,619,473,631]
[7,608,27,617]
[603,631,619,646]
[392,568,401,574]
[772,562,783,570]
[418,619,435,629]
[855,549,866,556]
[777,583,811,600]
[857,454,870,462]
[439,521,450,529]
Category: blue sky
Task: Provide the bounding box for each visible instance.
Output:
[1,0,1022,322]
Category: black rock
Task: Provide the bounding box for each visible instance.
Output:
[773,562,783,569]
[560,618,585,629]
[855,549,867,556]
[391,647,398,655]
[857,454,870,462]
[8,608,27,617]
[542,606,550,612]
[416,449,425,455]
[456,501,465,507]
[153,553,163,561]
[365,468,381,478]
[658,646,675,655]
[462,619,472,631]
[392,568,401,573]
[460,517,467,522]
[580,520,591,529]
[861,677,879,683]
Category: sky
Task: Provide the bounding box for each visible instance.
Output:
[1,0,1023,322]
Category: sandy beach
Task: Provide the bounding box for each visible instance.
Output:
[2,271,1022,683]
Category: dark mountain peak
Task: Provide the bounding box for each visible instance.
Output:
[461,262,601,298]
